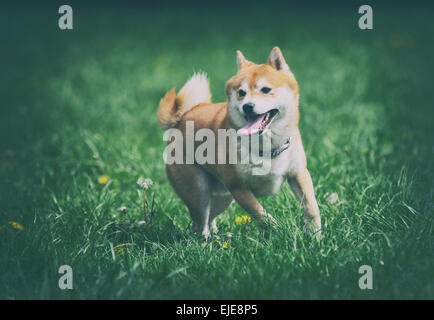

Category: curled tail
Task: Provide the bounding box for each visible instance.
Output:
[157,73,212,130]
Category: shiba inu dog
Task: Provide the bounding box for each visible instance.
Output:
[158,47,321,238]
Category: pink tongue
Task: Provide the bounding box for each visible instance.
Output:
[237,114,266,136]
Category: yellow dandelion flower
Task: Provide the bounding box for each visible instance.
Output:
[235,215,251,224]
[1,162,10,168]
[9,221,23,230]
[242,215,251,223]
[223,241,230,249]
[98,174,109,185]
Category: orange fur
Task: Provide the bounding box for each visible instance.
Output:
[157,88,183,130]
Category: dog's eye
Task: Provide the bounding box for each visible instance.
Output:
[261,87,272,94]
[238,89,246,97]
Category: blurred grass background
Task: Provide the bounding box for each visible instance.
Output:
[0,1,433,299]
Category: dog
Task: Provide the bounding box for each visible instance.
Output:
[157,47,321,238]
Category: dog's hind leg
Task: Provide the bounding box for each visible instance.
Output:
[209,194,233,234]
[208,177,233,234]
[166,164,212,239]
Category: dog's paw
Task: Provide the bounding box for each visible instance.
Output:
[303,218,322,240]
[266,213,278,229]
[193,223,212,240]
[202,228,211,240]
[210,220,218,234]
[266,213,277,224]
[257,212,278,230]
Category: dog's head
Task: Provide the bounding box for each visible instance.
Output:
[225,47,299,136]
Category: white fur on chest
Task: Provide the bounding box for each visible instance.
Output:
[234,137,306,197]
[235,149,290,197]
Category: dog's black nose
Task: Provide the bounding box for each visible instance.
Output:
[242,103,255,115]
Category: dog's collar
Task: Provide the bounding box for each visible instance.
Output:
[259,137,291,158]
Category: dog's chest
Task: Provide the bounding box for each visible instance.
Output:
[235,154,288,197]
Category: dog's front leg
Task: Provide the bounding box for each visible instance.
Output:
[229,188,276,225]
[288,169,321,236]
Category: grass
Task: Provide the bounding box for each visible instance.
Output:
[0,2,433,299]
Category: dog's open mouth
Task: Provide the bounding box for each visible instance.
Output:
[237,109,279,136]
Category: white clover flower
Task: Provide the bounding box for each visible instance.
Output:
[143,178,153,189]
[137,177,145,186]
[137,177,153,190]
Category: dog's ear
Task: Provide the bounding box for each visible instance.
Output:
[266,47,291,74]
[236,50,252,70]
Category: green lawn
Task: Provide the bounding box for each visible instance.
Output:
[0,2,433,299]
